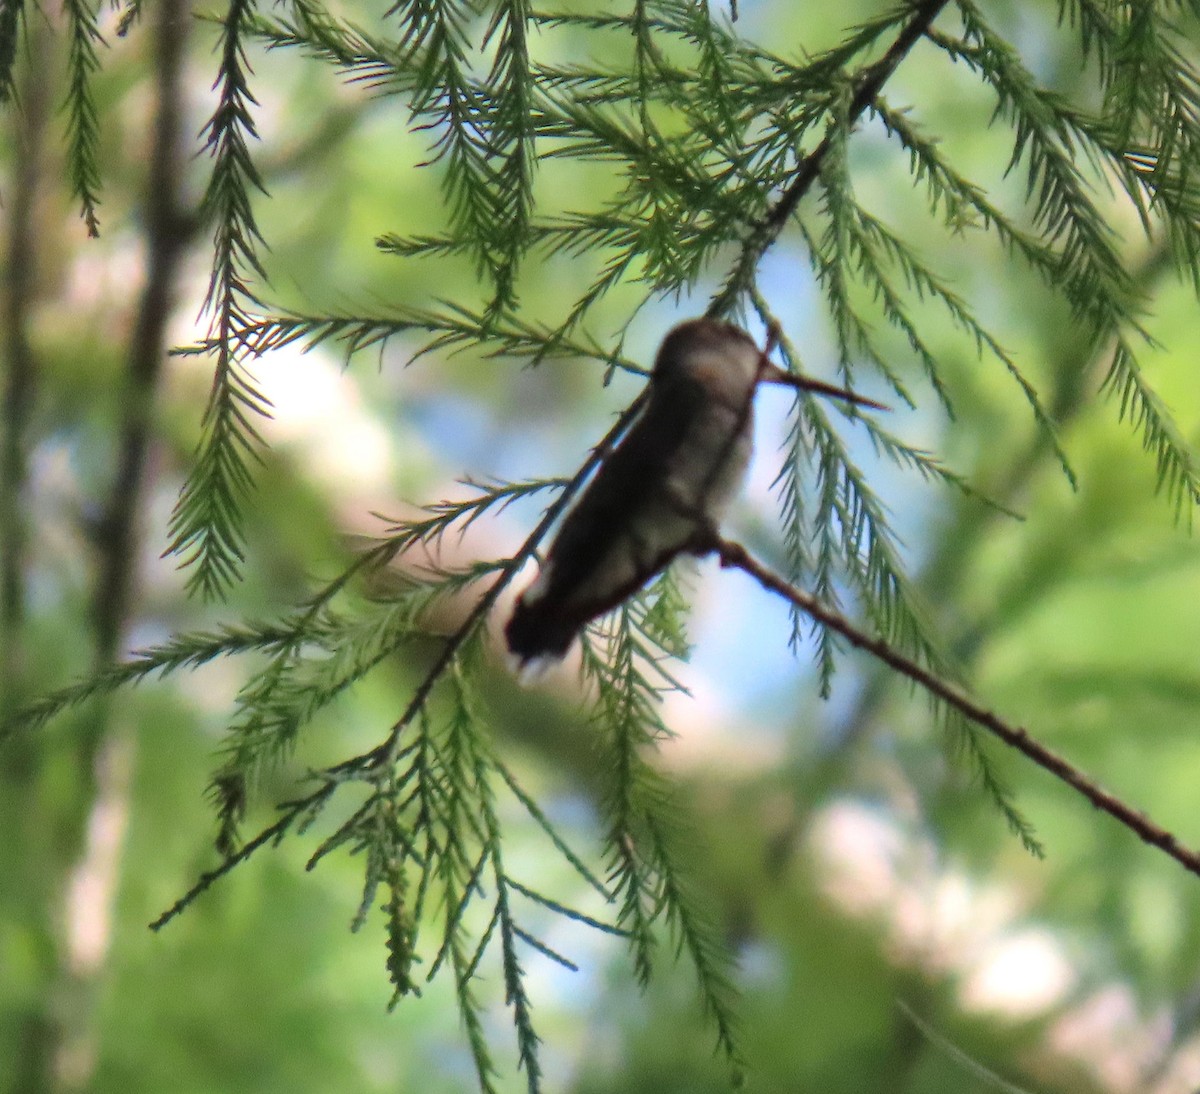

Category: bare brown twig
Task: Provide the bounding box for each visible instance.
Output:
[712,534,1200,880]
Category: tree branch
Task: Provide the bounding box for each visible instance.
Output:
[711,534,1200,880]
[155,397,649,924]
[366,392,649,771]
[707,0,950,318]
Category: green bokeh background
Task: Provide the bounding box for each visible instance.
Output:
[3,2,1200,1092]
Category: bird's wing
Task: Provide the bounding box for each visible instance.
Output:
[533,373,708,607]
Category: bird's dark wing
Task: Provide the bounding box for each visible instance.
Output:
[535,373,707,605]
[506,375,711,661]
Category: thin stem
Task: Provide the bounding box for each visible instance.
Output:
[707,0,950,318]
[150,786,334,931]
[712,534,1200,880]
[366,393,648,771]
[793,243,1180,864]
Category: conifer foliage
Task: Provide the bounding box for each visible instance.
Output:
[5,1,1200,1089]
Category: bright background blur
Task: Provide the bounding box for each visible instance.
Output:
[4,1,1200,1092]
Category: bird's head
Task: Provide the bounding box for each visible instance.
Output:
[653,317,886,411]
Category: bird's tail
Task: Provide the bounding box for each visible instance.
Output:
[504,596,580,667]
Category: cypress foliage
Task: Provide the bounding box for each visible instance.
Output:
[5,1,1200,1088]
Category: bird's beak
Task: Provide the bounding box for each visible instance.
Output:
[758,360,888,411]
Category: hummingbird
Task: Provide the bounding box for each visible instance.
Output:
[504,318,883,668]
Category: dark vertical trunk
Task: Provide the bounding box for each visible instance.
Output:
[5,2,195,1089]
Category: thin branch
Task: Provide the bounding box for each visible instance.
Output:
[157,392,653,923]
[707,0,951,318]
[149,784,336,930]
[62,0,105,236]
[167,0,272,600]
[711,534,1200,880]
[362,393,648,771]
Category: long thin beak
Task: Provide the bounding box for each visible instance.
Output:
[759,360,888,411]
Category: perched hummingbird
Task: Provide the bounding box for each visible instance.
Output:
[504,318,882,667]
